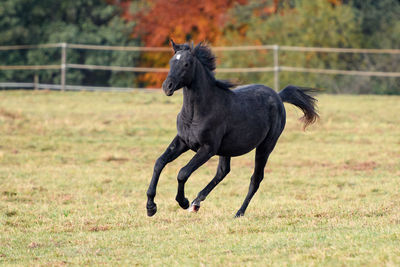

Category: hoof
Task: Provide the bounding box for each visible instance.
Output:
[188,203,200,213]
[234,211,244,218]
[177,197,190,209]
[147,204,157,217]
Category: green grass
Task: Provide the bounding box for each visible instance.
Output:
[0,90,399,266]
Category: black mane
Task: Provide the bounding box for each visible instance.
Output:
[193,43,217,72]
[192,43,235,91]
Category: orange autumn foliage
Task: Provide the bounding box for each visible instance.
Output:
[121,0,247,87]
[131,0,247,46]
[327,0,341,5]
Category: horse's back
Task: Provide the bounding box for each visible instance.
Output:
[231,84,284,114]
[233,84,276,95]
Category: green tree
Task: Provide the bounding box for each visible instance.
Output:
[0,0,139,87]
[348,0,400,94]
[218,0,399,94]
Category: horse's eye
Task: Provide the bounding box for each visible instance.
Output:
[184,62,189,68]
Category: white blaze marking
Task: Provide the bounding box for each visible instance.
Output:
[176,54,181,60]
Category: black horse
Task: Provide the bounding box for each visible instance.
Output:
[146,41,319,217]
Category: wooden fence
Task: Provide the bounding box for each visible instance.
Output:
[0,43,399,91]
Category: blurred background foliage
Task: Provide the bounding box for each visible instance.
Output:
[0,0,139,87]
[0,0,399,93]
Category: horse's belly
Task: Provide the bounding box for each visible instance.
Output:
[217,129,267,157]
[217,144,255,157]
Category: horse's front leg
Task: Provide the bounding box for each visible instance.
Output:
[146,135,188,217]
[175,145,216,209]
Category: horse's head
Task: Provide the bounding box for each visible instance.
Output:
[162,40,196,96]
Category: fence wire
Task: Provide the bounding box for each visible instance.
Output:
[0,43,399,91]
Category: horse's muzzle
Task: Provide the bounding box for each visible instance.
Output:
[162,77,177,96]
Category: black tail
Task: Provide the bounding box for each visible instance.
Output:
[278,85,319,129]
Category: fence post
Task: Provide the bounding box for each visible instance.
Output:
[273,44,279,91]
[60,43,67,91]
[34,74,39,90]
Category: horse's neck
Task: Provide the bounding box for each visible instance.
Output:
[181,64,218,119]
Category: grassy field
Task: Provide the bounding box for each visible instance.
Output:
[0,90,399,266]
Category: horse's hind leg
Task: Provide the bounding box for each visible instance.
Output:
[189,156,231,212]
[235,136,280,217]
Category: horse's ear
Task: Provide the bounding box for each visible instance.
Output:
[193,42,202,53]
[170,39,179,53]
[190,41,194,51]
